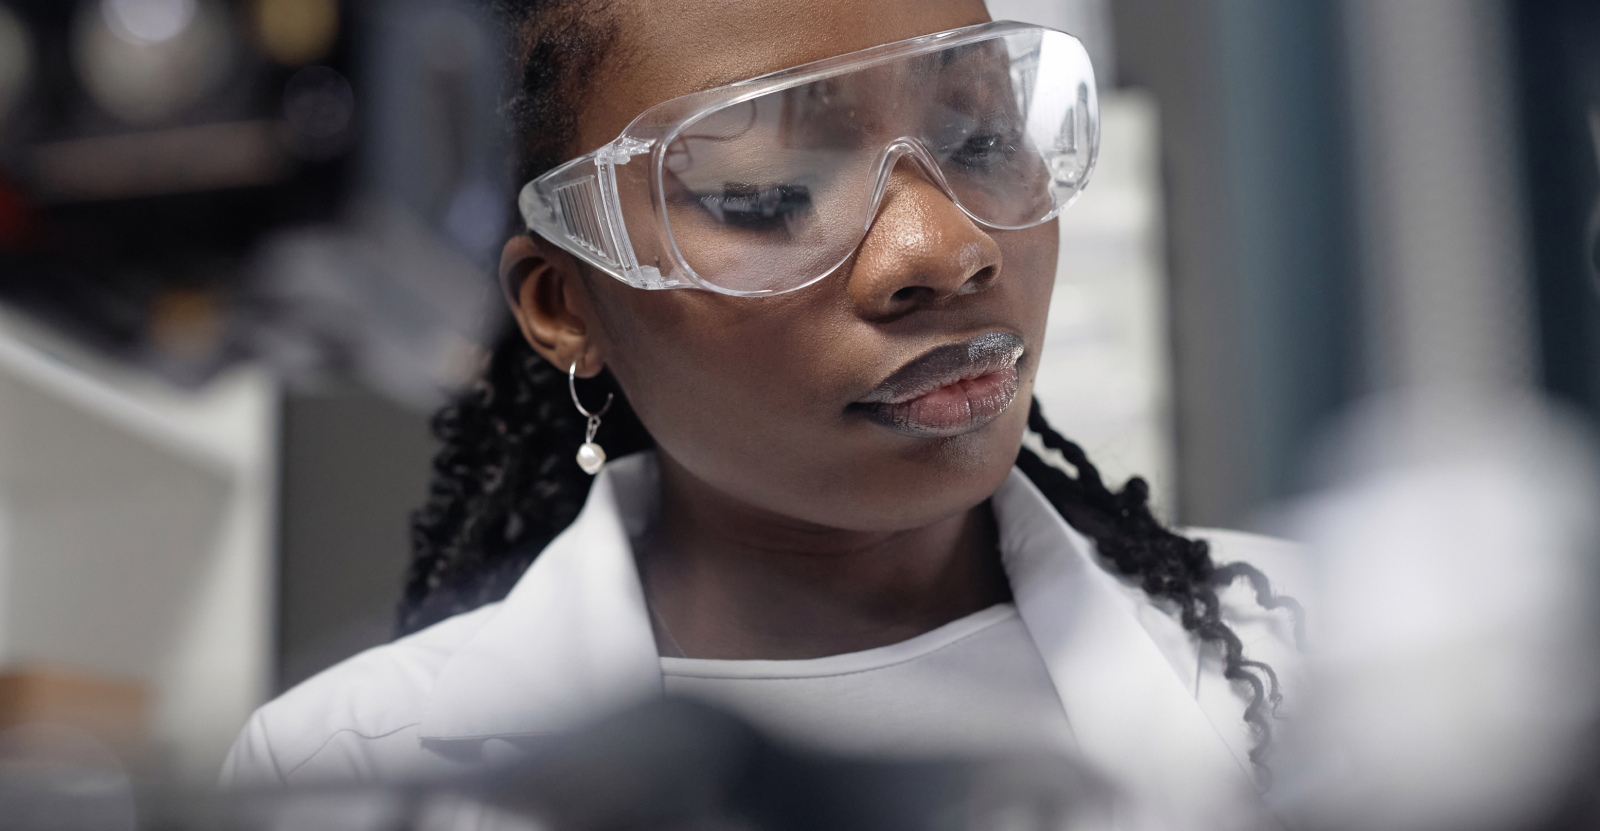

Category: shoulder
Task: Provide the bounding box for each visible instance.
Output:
[219,602,502,788]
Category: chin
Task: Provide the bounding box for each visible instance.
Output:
[831,409,1027,531]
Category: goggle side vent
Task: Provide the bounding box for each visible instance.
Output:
[553,175,620,263]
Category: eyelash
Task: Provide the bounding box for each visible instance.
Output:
[696,183,814,232]
[946,128,1022,171]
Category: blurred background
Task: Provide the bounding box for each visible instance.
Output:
[0,0,1597,825]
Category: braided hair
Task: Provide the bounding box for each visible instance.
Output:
[1017,400,1306,776]
[403,0,1304,780]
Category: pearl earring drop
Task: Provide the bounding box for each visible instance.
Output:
[569,362,613,476]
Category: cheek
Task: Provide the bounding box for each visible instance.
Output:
[592,281,852,467]
[990,222,1059,379]
[999,222,1059,313]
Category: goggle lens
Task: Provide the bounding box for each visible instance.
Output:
[661,28,1094,295]
[522,24,1097,297]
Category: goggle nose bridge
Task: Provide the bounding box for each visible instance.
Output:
[861,137,977,232]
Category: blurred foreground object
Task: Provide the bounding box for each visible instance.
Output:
[0,669,147,831]
[1,721,138,831]
[0,666,149,757]
[4,699,1117,831]
[0,0,506,405]
[1274,392,1600,831]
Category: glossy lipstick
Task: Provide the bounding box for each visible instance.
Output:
[852,331,1025,438]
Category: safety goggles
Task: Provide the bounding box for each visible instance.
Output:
[518,21,1099,297]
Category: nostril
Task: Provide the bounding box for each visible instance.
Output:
[892,286,920,303]
[957,265,997,296]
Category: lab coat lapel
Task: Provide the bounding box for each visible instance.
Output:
[994,469,1263,827]
[419,454,663,740]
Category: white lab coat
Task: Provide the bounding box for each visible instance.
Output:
[221,452,1304,829]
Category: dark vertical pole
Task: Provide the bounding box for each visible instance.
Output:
[1112,0,1252,526]
[1112,0,1359,525]
[1514,0,1600,422]
[1216,0,1359,503]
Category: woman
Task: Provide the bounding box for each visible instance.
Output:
[224,0,1303,824]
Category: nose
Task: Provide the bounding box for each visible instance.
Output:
[846,158,1003,320]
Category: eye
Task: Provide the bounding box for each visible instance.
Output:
[696,183,814,233]
[928,101,1025,174]
[947,130,1020,172]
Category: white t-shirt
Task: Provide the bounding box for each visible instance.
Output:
[661,603,1078,760]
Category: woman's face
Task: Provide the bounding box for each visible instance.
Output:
[535,0,1059,532]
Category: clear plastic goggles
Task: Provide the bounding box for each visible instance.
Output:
[518,21,1099,297]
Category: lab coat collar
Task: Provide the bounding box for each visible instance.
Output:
[418,452,1260,822]
[991,469,1264,826]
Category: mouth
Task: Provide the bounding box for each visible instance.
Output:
[849,331,1026,438]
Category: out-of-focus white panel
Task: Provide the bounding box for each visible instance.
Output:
[0,307,277,783]
[1032,90,1176,516]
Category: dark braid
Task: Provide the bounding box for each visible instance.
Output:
[401,0,634,634]
[403,332,652,634]
[1017,398,1305,779]
[401,0,1303,784]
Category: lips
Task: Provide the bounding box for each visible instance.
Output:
[851,331,1026,438]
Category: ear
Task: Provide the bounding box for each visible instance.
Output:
[499,234,606,377]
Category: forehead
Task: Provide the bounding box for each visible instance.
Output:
[575,0,992,153]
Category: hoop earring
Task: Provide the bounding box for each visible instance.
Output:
[569,362,614,475]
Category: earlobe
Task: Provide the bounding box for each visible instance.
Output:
[499,234,604,375]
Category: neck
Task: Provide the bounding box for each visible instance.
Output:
[637,453,1012,660]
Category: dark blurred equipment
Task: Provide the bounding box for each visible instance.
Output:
[0,0,507,403]
[1,699,1113,831]
[1517,0,1600,428]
